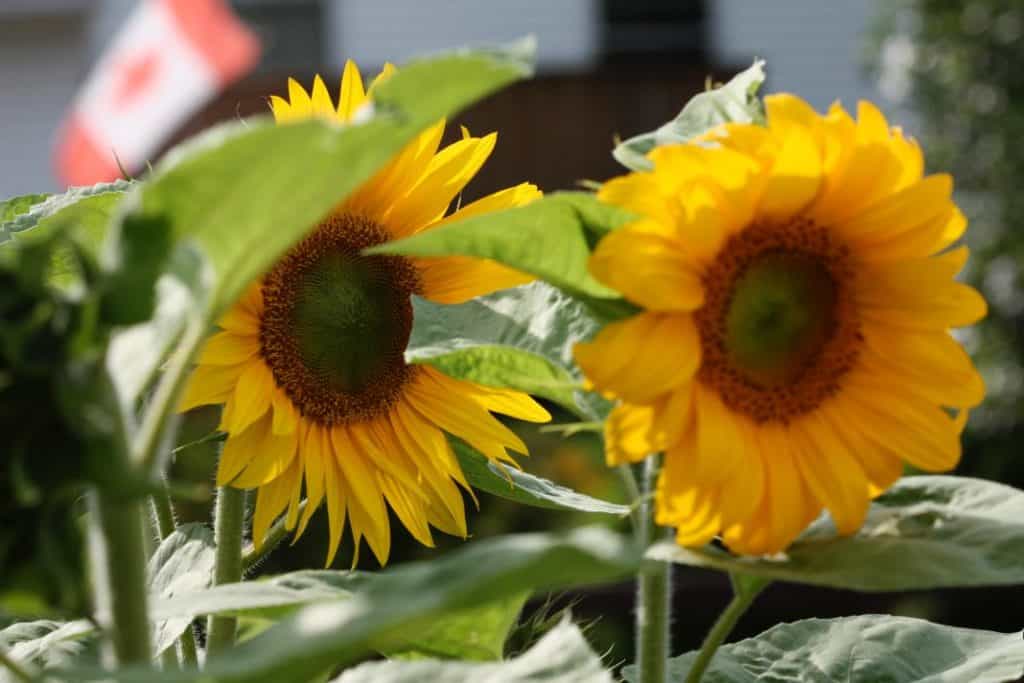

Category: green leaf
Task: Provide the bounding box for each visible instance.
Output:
[0,619,94,678]
[381,592,529,661]
[0,193,49,224]
[613,59,766,171]
[147,523,216,656]
[67,527,636,682]
[453,439,629,516]
[151,570,356,623]
[370,192,634,303]
[407,282,607,415]
[105,45,532,413]
[651,476,1024,591]
[622,615,1024,683]
[0,181,128,244]
[334,618,613,683]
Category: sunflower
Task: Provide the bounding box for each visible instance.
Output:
[575,94,986,555]
[179,61,550,565]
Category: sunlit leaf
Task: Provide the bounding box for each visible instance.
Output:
[147,523,216,656]
[613,59,766,171]
[622,615,1024,683]
[651,476,1024,591]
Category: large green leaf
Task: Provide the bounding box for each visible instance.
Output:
[105,44,533,412]
[453,440,628,516]
[147,523,216,656]
[381,592,529,661]
[66,527,636,682]
[0,193,49,225]
[622,615,1024,683]
[613,60,766,171]
[407,281,608,416]
[370,192,634,304]
[651,476,1024,592]
[0,619,94,681]
[333,619,612,683]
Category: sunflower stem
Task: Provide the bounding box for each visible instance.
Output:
[635,455,671,683]
[684,574,768,683]
[150,478,178,540]
[206,485,246,657]
[88,489,154,665]
[134,320,205,475]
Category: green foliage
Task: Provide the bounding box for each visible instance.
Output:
[452,440,628,516]
[651,476,1024,591]
[408,281,609,416]
[612,59,766,171]
[332,619,612,683]
[371,192,636,312]
[147,524,216,656]
[0,619,95,679]
[623,615,1024,683]
[0,193,48,225]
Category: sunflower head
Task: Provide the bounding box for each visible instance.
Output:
[180,60,549,566]
[576,93,986,555]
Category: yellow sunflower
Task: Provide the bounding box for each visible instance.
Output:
[575,94,986,555]
[179,60,550,566]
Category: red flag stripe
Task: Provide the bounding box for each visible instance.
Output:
[164,0,260,84]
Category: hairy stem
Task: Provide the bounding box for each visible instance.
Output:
[635,456,671,683]
[205,486,246,656]
[89,490,153,665]
[684,575,768,683]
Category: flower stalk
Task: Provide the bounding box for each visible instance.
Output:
[684,574,768,683]
[88,489,153,665]
[205,485,247,656]
[635,455,671,683]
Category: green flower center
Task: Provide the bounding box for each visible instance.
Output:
[693,219,862,424]
[259,213,421,424]
[724,252,836,387]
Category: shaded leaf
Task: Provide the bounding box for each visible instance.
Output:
[147,523,216,656]
[453,440,628,516]
[0,619,94,681]
[622,615,1024,683]
[66,527,637,682]
[651,476,1024,591]
[334,618,613,683]
[381,592,530,661]
[613,59,766,171]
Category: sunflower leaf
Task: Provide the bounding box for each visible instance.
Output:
[408,282,609,417]
[452,439,629,516]
[0,619,96,676]
[332,618,613,683]
[613,59,767,171]
[651,475,1024,591]
[621,615,1024,683]
[147,523,216,656]
[369,192,635,305]
[0,193,49,225]
[63,527,637,682]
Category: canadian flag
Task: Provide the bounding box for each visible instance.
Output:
[54,0,260,187]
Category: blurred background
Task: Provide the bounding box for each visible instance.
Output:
[3,0,1023,670]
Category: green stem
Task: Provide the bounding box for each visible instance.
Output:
[133,321,205,475]
[684,575,768,683]
[0,645,35,683]
[150,479,178,540]
[206,485,246,656]
[635,456,671,683]
[88,489,153,665]
[241,499,307,573]
[177,623,199,668]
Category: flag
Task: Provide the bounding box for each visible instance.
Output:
[54,0,260,187]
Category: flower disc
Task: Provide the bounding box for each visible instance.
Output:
[260,212,421,425]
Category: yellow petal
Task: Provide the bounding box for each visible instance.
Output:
[423,366,550,423]
[758,128,823,223]
[226,361,275,435]
[309,75,336,118]
[252,456,302,550]
[416,255,534,304]
[178,362,246,412]
[295,424,326,539]
[574,312,701,404]
[232,427,297,488]
[271,388,299,435]
[589,227,705,311]
[337,59,367,122]
[286,77,312,117]
[217,414,272,486]
[197,331,259,366]
[604,385,693,465]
